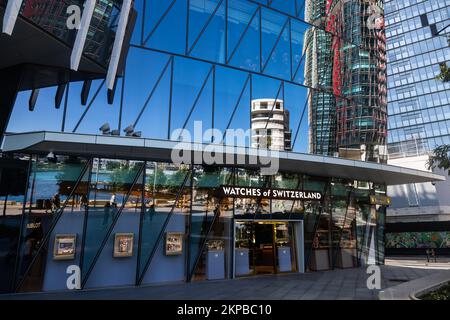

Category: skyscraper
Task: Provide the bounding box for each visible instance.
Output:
[385,0,450,157]
[304,0,388,162]
[251,99,292,151]
[384,0,450,251]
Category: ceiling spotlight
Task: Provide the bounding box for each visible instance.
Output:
[123,125,134,135]
[132,131,142,138]
[47,152,57,163]
[99,123,111,135]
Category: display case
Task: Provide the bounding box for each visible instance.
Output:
[165,232,184,256]
[53,234,77,260]
[113,233,134,258]
[206,240,225,280]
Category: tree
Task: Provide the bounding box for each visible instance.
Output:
[436,63,450,83]
[110,164,140,191]
[426,144,450,175]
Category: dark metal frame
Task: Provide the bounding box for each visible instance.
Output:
[10,155,33,292]
[80,161,146,288]
[14,158,93,292]
[5,154,388,292]
[78,158,94,281]
[69,0,381,150]
[136,167,192,285]
[187,166,235,282]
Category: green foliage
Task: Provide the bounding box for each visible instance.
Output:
[110,163,140,189]
[436,63,450,82]
[106,161,121,171]
[421,284,450,300]
[146,169,168,191]
[427,144,450,175]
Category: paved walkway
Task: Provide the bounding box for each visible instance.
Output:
[2,257,447,300]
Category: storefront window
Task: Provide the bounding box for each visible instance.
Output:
[303,177,329,271]
[81,159,143,281]
[234,169,270,218]
[16,155,89,292]
[138,162,191,282]
[330,180,357,269]
[190,166,233,281]
[271,173,303,219]
[0,156,29,293]
[354,184,373,265]
[274,223,297,273]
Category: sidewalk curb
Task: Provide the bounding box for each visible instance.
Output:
[378,270,450,300]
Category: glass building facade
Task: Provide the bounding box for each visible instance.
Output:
[385,0,450,158]
[304,0,388,161]
[0,152,387,293]
[7,0,125,68]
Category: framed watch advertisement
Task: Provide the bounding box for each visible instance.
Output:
[53,234,77,260]
[165,232,183,256]
[114,233,134,258]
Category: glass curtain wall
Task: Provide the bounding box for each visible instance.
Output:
[137,162,191,282]
[0,156,29,293]
[81,159,143,281]
[15,155,90,292]
[190,167,234,281]
[330,179,357,269]
[0,153,388,292]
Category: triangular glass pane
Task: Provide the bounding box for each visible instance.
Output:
[84,165,144,289]
[283,83,309,153]
[189,167,223,278]
[263,20,291,80]
[183,74,214,143]
[190,1,226,64]
[270,0,296,16]
[190,167,234,281]
[170,60,213,141]
[227,0,259,61]
[142,0,177,44]
[188,0,222,50]
[214,67,250,145]
[122,49,172,140]
[228,7,260,73]
[290,19,309,84]
[140,166,191,284]
[296,0,307,20]
[146,0,187,54]
[82,160,142,281]
[16,156,90,292]
[261,8,286,69]
[138,163,189,281]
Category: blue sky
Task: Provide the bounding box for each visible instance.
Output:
[7,0,310,152]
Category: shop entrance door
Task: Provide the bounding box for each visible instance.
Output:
[253,223,275,274]
[235,221,298,277]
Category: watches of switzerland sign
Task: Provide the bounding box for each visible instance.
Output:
[219,186,322,201]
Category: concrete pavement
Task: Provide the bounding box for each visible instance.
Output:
[1,257,447,300]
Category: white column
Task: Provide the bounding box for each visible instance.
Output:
[2,0,24,35]
[105,0,132,90]
[70,0,96,71]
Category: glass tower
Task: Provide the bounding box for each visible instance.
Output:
[304,0,388,162]
[385,0,450,158]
